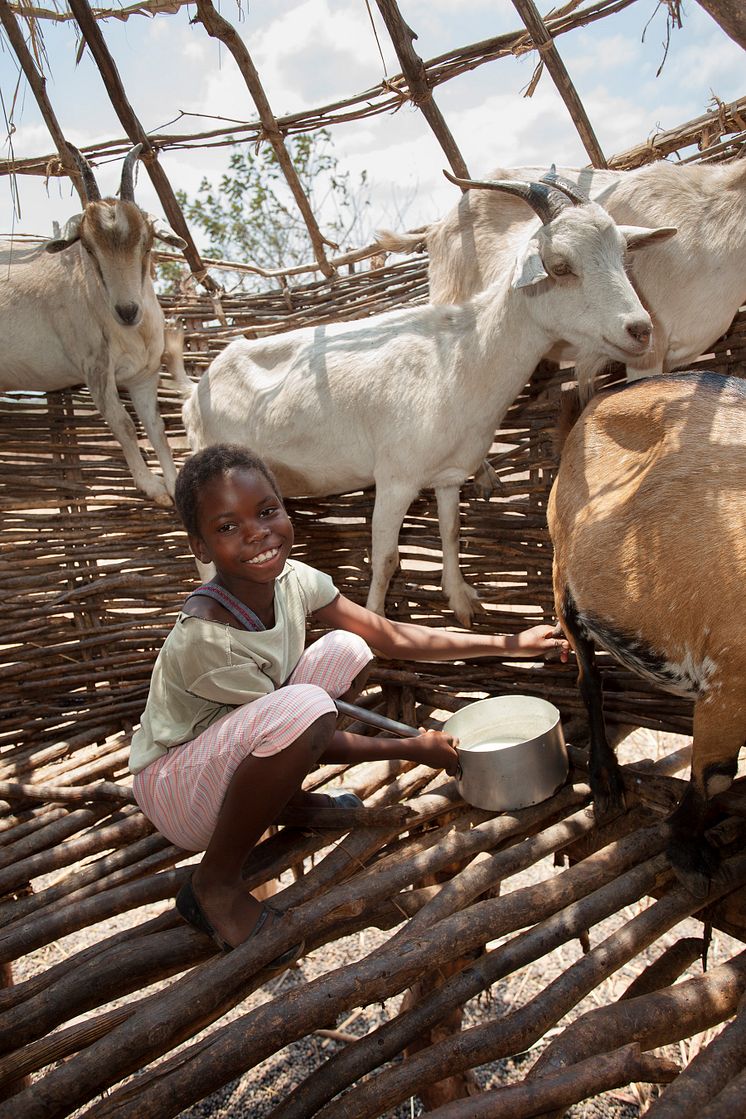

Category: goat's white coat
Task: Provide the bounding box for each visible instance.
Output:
[379,159,746,392]
[181,199,672,623]
[0,199,182,505]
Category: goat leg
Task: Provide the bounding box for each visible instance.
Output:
[665,692,744,898]
[560,588,625,818]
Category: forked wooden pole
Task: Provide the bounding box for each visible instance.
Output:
[194,0,337,280]
[374,0,470,181]
[512,0,608,168]
[0,1,86,205]
[66,0,218,291]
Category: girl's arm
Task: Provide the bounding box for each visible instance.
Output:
[313,594,568,662]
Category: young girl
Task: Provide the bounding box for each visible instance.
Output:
[130,444,567,954]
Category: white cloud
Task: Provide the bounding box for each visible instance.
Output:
[2,0,744,239]
[564,33,639,76]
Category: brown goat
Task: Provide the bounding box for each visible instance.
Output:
[548,372,746,896]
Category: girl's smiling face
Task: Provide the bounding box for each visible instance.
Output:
[189,467,293,589]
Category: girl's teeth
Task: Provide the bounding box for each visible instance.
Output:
[249,548,278,564]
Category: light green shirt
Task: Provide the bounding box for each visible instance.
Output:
[129,560,338,774]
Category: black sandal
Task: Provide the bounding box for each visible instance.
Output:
[176,878,302,963]
[322,790,364,809]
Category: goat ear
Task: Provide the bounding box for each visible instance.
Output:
[511,239,549,288]
[44,214,83,253]
[149,215,188,250]
[45,238,77,254]
[621,225,677,251]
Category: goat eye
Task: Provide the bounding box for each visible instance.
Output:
[550,260,572,277]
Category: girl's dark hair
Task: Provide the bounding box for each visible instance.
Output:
[175,444,283,536]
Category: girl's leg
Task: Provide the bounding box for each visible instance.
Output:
[133,683,338,853]
[287,630,373,701]
[282,631,373,807]
[191,709,336,947]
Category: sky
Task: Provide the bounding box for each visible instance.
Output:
[1,0,744,249]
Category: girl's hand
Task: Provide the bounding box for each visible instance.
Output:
[510,624,570,662]
[408,729,460,776]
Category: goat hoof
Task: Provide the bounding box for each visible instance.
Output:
[593,793,625,824]
[473,462,501,500]
[451,586,483,629]
[591,771,626,822]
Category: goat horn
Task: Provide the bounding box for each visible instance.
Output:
[443,168,570,225]
[540,164,589,206]
[120,144,144,202]
[66,144,101,203]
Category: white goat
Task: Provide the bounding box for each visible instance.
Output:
[378,159,746,397]
[176,176,675,625]
[549,372,746,897]
[0,145,186,506]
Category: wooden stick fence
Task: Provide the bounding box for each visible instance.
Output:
[1,287,745,1114]
[2,2,746,1109]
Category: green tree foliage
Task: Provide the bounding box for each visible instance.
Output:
[160,130,371,292]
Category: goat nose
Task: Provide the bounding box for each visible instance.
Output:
[626,319,652,347]
[116,302,140,325]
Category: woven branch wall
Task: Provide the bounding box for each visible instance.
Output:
[2,203,746,1119]
[4,254,745,777]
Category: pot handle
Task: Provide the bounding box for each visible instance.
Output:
[335,699,463,780]
[335,698,419,737]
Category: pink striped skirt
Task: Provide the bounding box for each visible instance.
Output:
[132,630,372,852]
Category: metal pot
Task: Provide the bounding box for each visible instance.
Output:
[443,694,568,812]
[335,693,568,812]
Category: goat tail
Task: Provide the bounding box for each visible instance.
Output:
[162,319,194,396]
[374,227,428,255]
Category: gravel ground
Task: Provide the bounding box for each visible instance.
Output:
[19,728,743,1118]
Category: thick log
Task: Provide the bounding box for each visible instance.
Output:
[307,854,746,1119]
[268,821,668,1119]
[422,1044,677,1119]
[0,911,174,1015]
[620,937,706,1000]
[0,1004,134,1094]
[0,864,186,965]
[644,994,746,1118]
[529,950,746,1081]
[0,918,206,1057]
[80,829,672,1119]
[0,834,179,928]
[698,1066,746,1118]
[0,779,135,807]
[0,809,151,899]
[694,0,746,50]
[0,806,109,871]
